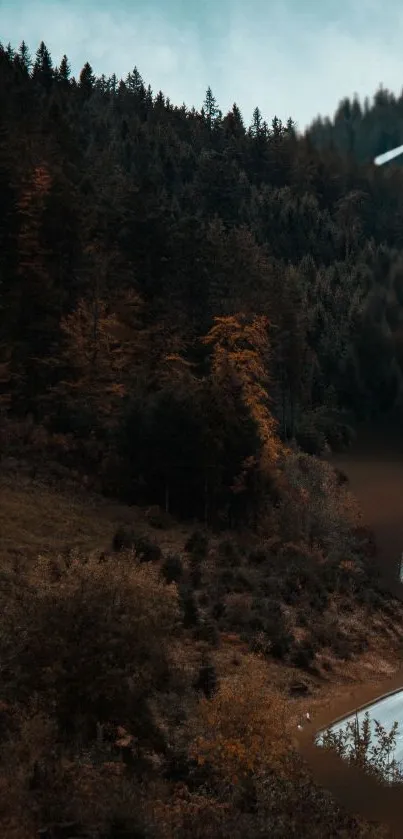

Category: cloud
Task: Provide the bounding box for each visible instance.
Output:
[2,0,403,129]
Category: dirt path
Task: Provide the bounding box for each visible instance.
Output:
[334,427,403,587]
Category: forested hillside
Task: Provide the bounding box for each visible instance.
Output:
[1,39,403,839]
[2,40,403,520]
[308,85,403,165]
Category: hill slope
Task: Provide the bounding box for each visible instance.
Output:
[2,40,403,523]
[0,466,401,837]
[2,37,403,837]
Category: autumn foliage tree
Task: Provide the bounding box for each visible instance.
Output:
[202,314,279,456]
[189,655,288,790]
[201,313,282,522]
[117,314,281,521]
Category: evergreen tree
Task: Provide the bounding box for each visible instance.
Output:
[223,103,245,138]
[79,61,95,97]
[15,40,31,74]
[250,106,264,138]
[32,41,54,91]
[126,66,145,97]
[203,85,219,128]
[8,164,59,410]
[57,54,71,84]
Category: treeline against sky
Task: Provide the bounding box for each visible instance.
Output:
[2,39,403,519]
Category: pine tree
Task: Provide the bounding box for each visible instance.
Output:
[56,290,144,435]
[5,43,15,61]
[155,90,165,109]
[79,62,95,97]
[9,164,59,410]
[250,106,265,137]
[15,40,31,74]
[108,73,118,95]
[145,83,153,109]
[57,54,71,85]
[203,86,219,128]
[126,66,145,96]
[222,103,245,140]
[32,41,54,91]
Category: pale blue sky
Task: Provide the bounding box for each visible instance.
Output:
[1,0,403,129]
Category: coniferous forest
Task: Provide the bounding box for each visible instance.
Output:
[1,38,403,838]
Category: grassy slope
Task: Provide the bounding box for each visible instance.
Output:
[0,472,189,569]
[1,468,402,736]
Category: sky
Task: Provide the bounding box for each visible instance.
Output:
[2,0,403,131]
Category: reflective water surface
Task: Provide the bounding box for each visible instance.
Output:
[316,689,403,775]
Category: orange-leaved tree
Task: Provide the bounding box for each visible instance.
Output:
[202,313,280,462]
[201,313,282,522]
[189,655,288,789]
